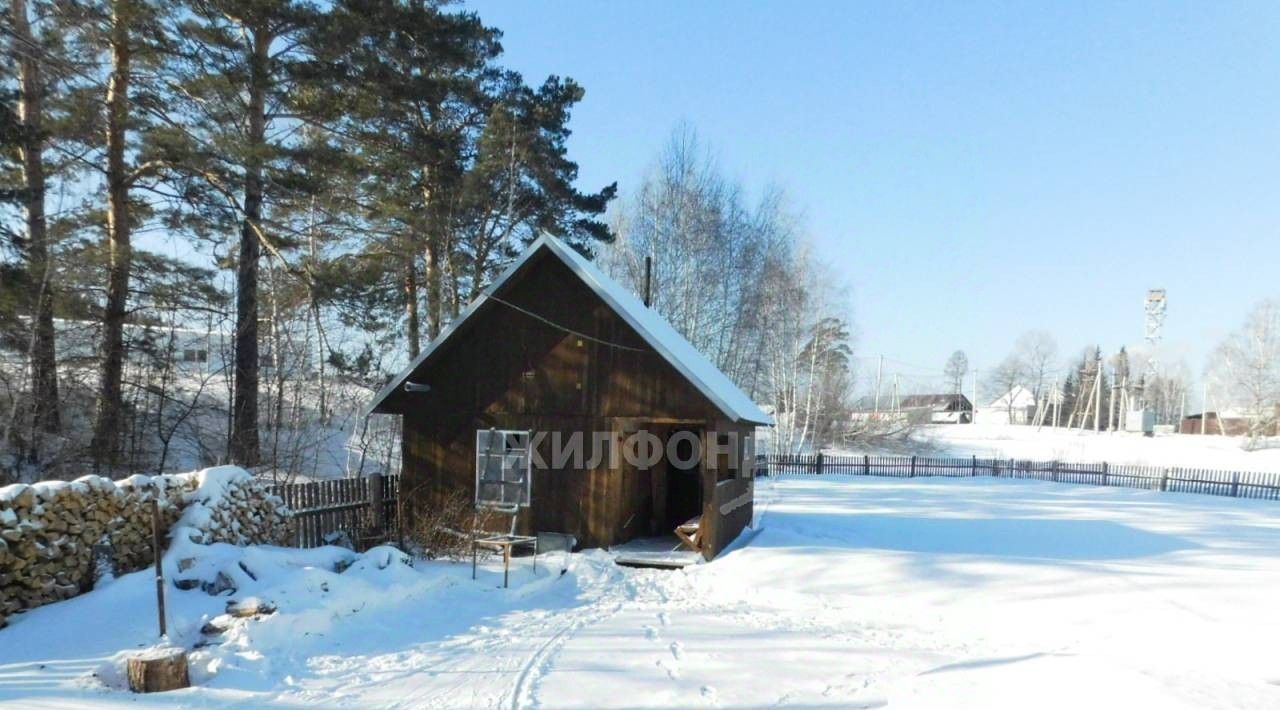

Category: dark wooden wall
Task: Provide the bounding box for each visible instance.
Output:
[704,477,754,560]
[396,249,757,551]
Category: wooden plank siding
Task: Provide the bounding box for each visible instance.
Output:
[764,454,1280,500]
[393,250,752,553]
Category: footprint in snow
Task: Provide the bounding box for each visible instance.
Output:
[700,685,717,702]
[657,611,670,626]
[669,641,684,661]
[657,658,680,680]
[644,625,660,641]
[822,678,887,708]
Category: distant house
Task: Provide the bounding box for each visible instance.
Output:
[1,317,226,373]
[367,235,772,560]
[899,394,973,424]
[1180,411,1277,437]
[980,386,1037,425]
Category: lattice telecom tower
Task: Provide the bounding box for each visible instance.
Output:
[1144,288,1167,376]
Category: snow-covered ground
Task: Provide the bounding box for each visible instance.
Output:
[3,475,1280,708]
[854,423,1280,473]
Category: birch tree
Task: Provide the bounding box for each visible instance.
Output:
[1210,299,1280,443]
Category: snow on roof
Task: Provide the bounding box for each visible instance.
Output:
[985,385,1037,409]
[367,234,773,426]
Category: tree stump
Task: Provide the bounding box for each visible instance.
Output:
[127,647,190,693]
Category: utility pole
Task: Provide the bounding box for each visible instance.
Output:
[1109,377,1120,433]
[971,369,979,424]
[1119,375,1129,431]
[1093,356,1103,433]
[892,374,900,413]
[873,355,884,414]
[1201,380,1210,435]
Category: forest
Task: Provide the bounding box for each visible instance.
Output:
[1,0,855,483]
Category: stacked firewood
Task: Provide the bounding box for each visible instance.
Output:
[0,470,291,629]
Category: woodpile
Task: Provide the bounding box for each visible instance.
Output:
[0,470,292,629]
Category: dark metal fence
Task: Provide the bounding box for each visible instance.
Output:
[764,453,1280,500]
[268,474,400,548]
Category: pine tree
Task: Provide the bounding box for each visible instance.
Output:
[310,0,502,350]
[78,0,175,471]
[310,0,614,354]
[453,76,616,300]
[164,0,323,466]
[4,0,66,457]
[1059,370,1078,428]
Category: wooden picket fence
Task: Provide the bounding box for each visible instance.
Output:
[267,474,400,549]
[763,453,1280,501]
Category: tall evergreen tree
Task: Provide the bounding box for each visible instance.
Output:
[311,0,614,355]
[311,0,502,352]
[81,0,174,471]
[165,0,322,466]
[453,76,616,301]
[4,0,65,456]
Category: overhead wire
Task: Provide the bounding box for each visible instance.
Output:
[482,294,648,352]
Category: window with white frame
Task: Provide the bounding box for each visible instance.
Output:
[475,429,532,507]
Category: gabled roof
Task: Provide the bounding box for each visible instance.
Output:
[900,393,972,411]
[985,385,1036,409]
[367,234,774,426]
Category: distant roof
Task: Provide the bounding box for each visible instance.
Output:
[985,385,1037,409]
[900,393,972,410]
[367,234,774,426]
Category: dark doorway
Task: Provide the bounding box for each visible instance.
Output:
[664,428,702,529]
[643,426,704,536]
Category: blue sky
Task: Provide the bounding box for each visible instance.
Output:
[467,0,1280,391]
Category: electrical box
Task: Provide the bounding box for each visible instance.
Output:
[1125,408,1157,436]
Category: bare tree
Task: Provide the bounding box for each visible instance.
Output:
[943,350,968,394]
[986,354,1025,422]
[603,127,855,453]
[1013,330,1059,403]
[1144,362,1191,426]
[1210,299,1280,445]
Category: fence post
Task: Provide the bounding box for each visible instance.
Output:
[971,455,977,477]
[815,452,824,476]
[1102,462,1109,487]
[369,473,385,536]
[1160,468,1169,492]
[1231,472,1240,498]
[864,454,870,476]
[1051,460,1059,483]
[909,455,916,478]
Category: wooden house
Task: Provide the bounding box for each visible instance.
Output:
[898,394,973,424]
[367,235,773,560]
[980,386,1037,425]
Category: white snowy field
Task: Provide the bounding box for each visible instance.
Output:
[3,475,1280,708]
[863,423,1280,473]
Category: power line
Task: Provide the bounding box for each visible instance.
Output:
[483,294,647,352]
